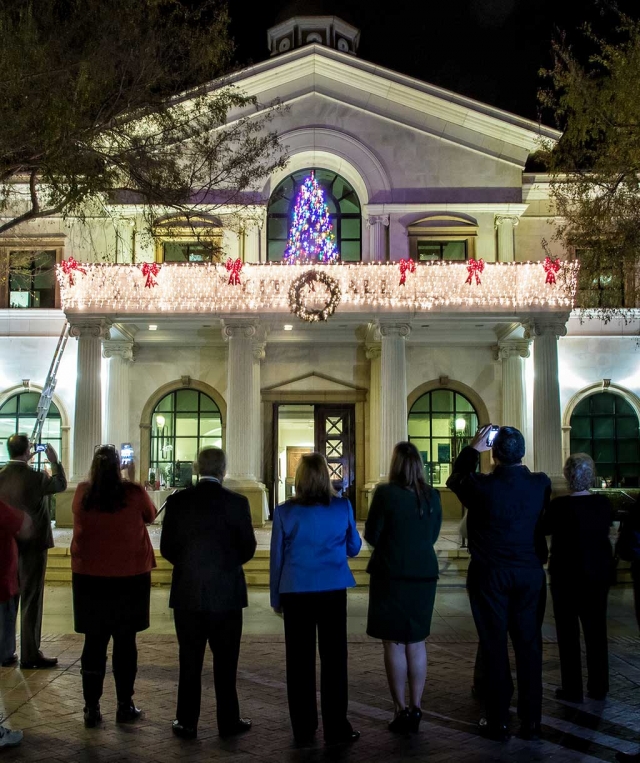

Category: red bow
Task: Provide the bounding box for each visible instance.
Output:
[465,258,485,286]
[140,262,160,288]
[398,258,416,286]
[61,257,87,286]
[543,255,561,285]
[226,258,243,285]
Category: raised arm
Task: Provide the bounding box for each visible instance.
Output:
[42,445,67,495]
[446,446,481,508]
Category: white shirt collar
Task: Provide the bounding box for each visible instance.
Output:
[199,476,221,484]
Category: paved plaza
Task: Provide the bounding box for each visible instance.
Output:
[0,586,639,763]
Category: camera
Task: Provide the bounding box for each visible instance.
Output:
[486,425,500,447]
[120,443,134,466]
[34,443,47,454]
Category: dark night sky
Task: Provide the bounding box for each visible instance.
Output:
[226,0,638,124]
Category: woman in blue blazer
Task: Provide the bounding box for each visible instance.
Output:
[270,453,362,747]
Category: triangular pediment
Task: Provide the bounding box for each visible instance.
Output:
[263,372,365,394]
[201,46,560,165]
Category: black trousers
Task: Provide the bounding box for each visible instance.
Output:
[18,546,48,663]
[173,608,243,732]
[550,576,609,698]
[81,630,138,706]
[281,589,352,741]
[468,564,545,728]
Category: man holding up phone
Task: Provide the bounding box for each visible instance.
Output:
[447,425,550,742]
[0,435,67,669]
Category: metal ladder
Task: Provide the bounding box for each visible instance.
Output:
[30,321,70,445]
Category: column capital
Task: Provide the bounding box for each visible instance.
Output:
[365,343,382,361]
[102,340,136,362]
[523,317,569,340]
[252,340,266,361]
[494,214,520,229]
[367,214,390,228]
[69,318,112,339]
[222,320,259,340]
[494,339,531,361]
[378,322,411,338]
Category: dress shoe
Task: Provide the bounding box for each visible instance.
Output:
[172,720,197,739]
[555,688,583,703]
[219,718,252,738]
[388,708,410,734]
[478,718,510,742]
[616,751,640,762]
[0,724,23,748]
[83,705,102,729]
[1,654,18,668]
[20,652,58,670]
[116,701,142,723]
[325,730,360,746]
[407,706,423,733]
[519,721,542,741]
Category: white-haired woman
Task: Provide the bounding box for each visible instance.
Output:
[543,453,613,703]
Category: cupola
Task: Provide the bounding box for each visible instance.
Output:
[267,13,360,57]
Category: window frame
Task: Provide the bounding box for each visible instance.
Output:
[0,391,63,470]
[572,248,629,309]
[408,389,479,488]
[407,217,477,262]
[266,168,362,262]
[0,238,64,309]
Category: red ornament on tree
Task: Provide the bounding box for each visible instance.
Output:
[543,255,561,285]
[61,257,87,285]
[398,258,416,286]
[140,262,160,288]
[465,258,485,286]
[225,258,243,285]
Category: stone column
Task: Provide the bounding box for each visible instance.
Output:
[495,215,519,262]
[495,340,530,433]
[70,319,111,481]
[102,340,135,451]
[365,343,382,487]
[252,340,266,481]
[367,215,389,262]
[223,320,266,525]
[379,323,410,477]
[524,317,568,479]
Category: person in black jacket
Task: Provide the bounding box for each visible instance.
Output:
[543,453,613,703]
[160,447,257,740]
[365,442,442,735]
[446,425,550,742]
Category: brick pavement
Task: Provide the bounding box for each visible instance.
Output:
[1,630,640,763]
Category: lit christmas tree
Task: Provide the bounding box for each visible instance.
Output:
[283,172,339,264]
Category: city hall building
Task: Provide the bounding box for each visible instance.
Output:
[1,14,638,527]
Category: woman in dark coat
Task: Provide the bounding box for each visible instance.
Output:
[71,446,156,727]
[543,452,613,703]
[365,441,442,733]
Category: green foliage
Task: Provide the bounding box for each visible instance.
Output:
[0,0,287,244]
[539,11,640,320]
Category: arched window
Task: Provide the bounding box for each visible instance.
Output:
[408,389,478,487]
[569,392,639,487]
[0,391,62,469]
[267,169,361,262]
[149,389,222,488]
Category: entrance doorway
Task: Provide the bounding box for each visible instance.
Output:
[273,403,355,510]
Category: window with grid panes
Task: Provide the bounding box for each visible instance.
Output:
[569,393,639,487]
[267,169,361,261]
[150,390,222,488]
[408,389,478,487]
[9,250,57,308]
[416,240,468,262]
[0,392,62,469]
[574,249,626,308]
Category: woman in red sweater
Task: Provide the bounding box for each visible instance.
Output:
[71,446,156,728]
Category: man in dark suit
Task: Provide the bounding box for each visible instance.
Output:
[0,434,67,668]
[447,425,550,742]
[160,447,257,740]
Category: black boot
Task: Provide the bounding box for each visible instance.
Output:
[81,668,105,727]
[116,701,142,723]
[83,704,102,728]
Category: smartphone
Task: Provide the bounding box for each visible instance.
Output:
[486,426,500,447]
[34,443,47,454]
[120,443,134,466]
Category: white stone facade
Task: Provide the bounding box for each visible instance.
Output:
[1,16,637,524]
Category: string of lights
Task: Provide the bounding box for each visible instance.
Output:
[57,260,579,315]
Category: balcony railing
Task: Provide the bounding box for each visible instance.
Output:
[56,260,579,315]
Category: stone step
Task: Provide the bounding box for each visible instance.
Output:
[44,546,633,587]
